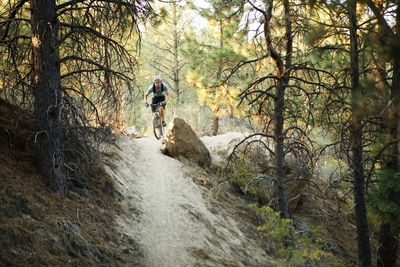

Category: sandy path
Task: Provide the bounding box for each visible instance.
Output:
[124,137,206,266]
[105,135,274,267]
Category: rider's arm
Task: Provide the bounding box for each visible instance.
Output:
[163,84,170,102]
[144,85,152,103]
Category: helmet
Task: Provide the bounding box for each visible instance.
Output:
[153,76,162,82]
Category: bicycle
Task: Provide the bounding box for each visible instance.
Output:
[146,102,166,140]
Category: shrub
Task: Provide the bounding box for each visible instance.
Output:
[249,204,341,266]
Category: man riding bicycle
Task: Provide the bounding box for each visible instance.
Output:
[144,76,170,127]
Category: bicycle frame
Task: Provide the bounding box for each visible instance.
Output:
[150,102,165,140]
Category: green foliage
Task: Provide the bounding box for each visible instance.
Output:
[249,205,339,266]
[224,157,263,196]
[304,24,327,46]
[369,134,391,160]
[184,0,249,127]
[368,169,400,234]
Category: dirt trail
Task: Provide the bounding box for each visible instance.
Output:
[105,135,274,267]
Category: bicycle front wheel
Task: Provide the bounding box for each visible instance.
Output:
[153,113,163,140]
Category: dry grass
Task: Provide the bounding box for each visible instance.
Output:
[0,99,142,266]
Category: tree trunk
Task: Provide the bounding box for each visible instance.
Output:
[275,0,291,217]
[209,20,224,137]
[263,0,291,219]
[377,6,400,263]
[31,0,66,196]
[172,1,180,103]
[216,19,224,80]
[377,57,400,267]
[274,81,290,218]
[349,1,371,265]
[377,223,399,267]
[361,0,400,265]
[210,106,220,136]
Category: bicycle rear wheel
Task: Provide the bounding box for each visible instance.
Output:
[153,112,163,139]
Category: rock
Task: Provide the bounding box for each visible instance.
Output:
[165,118,211,168]
[201,132,246,168]
[125,126,142,139]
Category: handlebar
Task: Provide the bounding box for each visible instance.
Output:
[145,102,166,107]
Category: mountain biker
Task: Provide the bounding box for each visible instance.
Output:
[144,76,170,127]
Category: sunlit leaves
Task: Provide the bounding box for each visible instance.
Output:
[184,0,249,128]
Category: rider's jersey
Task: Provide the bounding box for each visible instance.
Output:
[146,83,168,98]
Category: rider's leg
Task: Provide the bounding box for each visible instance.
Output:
[160,106,165,121]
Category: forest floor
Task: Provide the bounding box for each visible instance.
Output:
[104,135,276,266]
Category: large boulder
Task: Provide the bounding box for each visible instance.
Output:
[165,118,211,168]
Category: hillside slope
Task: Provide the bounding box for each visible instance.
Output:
[0,95,367,266]
[0,100,141,266]
[104,135,276,266]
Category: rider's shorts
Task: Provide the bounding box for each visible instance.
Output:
[151,95,166,113]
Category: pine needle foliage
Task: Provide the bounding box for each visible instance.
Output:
[369,169,400,234]
[249,204,341,267]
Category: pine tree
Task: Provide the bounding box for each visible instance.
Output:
[185,0,246,135]
[143,0,188,104]
[348,0,372,264]
[362,0,400,265]
[0,0,152,196]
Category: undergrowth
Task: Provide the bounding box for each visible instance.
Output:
[249,204,342,266]
[222,157,270,203]
[219,153,349,266]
